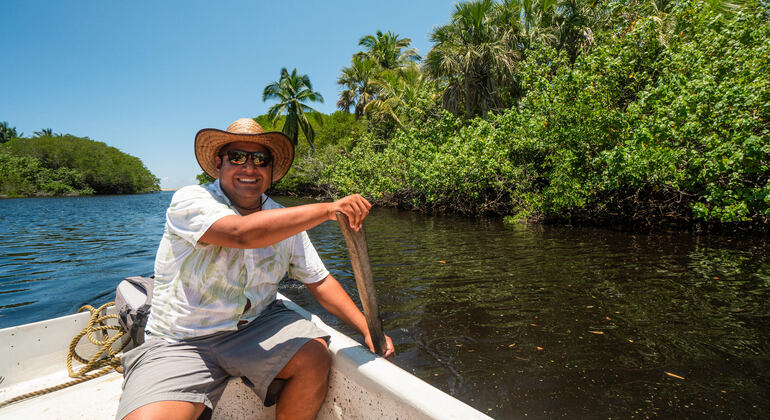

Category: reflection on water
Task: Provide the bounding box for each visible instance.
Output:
[1,193,768,418]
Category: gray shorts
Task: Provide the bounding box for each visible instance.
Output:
[116,300,329,419]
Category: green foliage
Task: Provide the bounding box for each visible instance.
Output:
[424,0,521,117]
[196,172,215,185]
[365,65,436,132]
[274,112,367,194]
[256,111,366,153]
[1,134,159,195]
[358,30,421,70]
[337,55,379,116]
[325,107,532,216]
[0,152,94,197]
[338,29,432,130]
[263,68,325,150]
[0,121,21,143]
[510,1,769,225]
[316,0,769,229]
[423,0,607,118]
[618,4,770,222]
[33,128,55,137]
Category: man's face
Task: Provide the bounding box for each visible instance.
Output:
[216,141,272,206]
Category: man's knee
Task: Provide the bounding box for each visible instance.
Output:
[299,338,331,374]
[280,338,330,379]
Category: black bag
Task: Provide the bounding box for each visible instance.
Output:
[115,276,154,346]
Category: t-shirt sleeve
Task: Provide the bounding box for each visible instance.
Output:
[165,186,236,246]
[288,231,329,284]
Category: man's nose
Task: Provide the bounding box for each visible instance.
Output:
[240,158,258,170]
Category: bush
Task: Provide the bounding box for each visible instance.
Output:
[2,135,159,194]
[0,152,94,197]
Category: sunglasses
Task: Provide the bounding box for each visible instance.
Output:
[220,150,272,167]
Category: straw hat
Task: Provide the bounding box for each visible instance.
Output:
[194,118,294,181]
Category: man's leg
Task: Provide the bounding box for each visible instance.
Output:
[123,401,206,420]
[273,338,331,420]
[116,337,226,420]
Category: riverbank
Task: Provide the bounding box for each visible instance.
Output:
[275,184,770,236]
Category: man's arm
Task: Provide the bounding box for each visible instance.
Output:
[306,275,395,357]
[200,194,370,248]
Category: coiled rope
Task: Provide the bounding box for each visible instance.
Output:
[0,302,129,409]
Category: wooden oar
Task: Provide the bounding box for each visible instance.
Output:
[336,212,388,356]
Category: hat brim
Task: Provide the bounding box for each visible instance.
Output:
[194,128,295,181]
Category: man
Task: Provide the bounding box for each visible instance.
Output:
[117,118,394,420]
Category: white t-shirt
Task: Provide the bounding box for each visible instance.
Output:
[146,180,329,340]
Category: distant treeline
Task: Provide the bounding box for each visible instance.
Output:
[0,131,159,197]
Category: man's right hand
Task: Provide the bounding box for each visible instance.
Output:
[329,194,371,231]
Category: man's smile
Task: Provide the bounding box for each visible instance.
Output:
[236,177,258,184]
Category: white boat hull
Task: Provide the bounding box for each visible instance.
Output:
[0,295,492,419]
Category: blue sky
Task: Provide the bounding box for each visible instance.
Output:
[1,1,456,189]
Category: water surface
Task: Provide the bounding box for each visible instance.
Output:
[1,193,768,418]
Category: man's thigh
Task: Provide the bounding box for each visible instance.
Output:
[213,300,330,404]
[117,338,228,420]
[122,400,206,420]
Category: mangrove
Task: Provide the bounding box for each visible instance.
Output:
[0,132,160,197]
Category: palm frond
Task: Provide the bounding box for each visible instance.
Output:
[262,68,324,150]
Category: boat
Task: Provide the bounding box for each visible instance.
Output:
[0,294,493,419]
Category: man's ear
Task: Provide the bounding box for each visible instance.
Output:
[215,156,222,172]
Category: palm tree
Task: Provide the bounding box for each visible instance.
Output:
[263,68,324,151]
[357,30,421,70]
[337,55,379,117]
[424,0,519,118]
[551,0,597,63]
[33,128,54,137]
[338,30,421,119]
[500,0,558,50]
[0,122,20,143]
[365,64,429,127]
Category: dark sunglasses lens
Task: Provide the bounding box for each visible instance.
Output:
[226,150,248,165]
[251,153,269,167]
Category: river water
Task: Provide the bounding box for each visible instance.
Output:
[0,192,768,418]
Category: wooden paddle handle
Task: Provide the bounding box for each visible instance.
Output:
[336,212,388,356]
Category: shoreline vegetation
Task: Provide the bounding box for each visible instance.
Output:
[246,0,767,234]
[0,131,159,197]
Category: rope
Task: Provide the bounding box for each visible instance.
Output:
[0,302,129,409]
